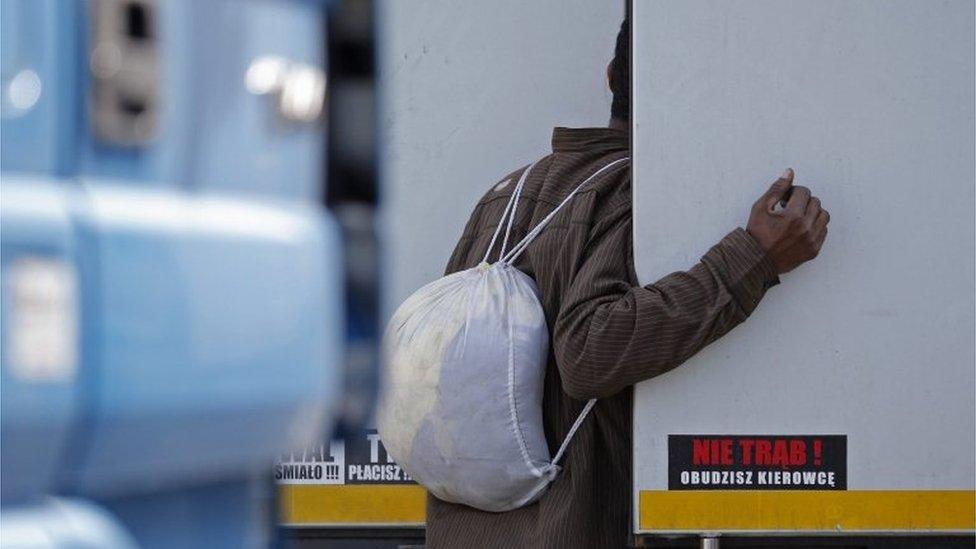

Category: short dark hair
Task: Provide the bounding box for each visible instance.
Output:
[609,16,630,121]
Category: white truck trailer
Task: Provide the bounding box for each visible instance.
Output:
[631,1,974,546]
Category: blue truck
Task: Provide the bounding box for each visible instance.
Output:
[1,1,351,546]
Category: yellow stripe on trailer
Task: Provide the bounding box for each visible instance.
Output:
[280,485,426,527]
[639,490,976,533]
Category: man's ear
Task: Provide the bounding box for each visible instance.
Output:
[607,62,615,93]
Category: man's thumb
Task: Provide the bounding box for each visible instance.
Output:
[766,168,794,207]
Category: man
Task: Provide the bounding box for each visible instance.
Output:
[425,17,829,548]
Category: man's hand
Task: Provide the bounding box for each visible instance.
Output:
[746,168,830,274]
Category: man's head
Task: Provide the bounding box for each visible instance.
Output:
[608,16,630,122]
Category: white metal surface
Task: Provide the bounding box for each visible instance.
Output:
[631,0,974,535]
[380,0,624,314]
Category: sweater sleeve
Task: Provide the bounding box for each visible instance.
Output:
[552,205,779,400]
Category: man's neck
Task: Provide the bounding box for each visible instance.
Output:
[608,117,628,131]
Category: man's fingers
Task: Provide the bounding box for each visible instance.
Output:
[813,226,828,250]
[765,168,795,210]
[814,208,830,230]
[805,196,821,216]
[786,185,811,213]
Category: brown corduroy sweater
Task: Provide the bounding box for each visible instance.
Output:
[426,127,779,548]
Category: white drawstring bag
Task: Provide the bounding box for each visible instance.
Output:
[377,157,629,512]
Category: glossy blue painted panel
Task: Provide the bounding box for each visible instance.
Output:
[0,497,137,547]
[65,181,343,493]
[0,1,79,175]
[2,0,342,543]
[0,176,81,502]
[74,0,192,184]
[187,0,326,200]
[74,0,325,200]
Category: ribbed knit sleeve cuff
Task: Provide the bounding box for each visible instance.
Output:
[702,228,780,316]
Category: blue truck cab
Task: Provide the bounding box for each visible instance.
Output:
[1,1,343,546]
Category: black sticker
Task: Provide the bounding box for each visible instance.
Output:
[668,434,846,490]
[275,429,414,485]
[345,429,414,485]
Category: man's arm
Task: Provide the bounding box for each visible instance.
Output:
[553,169,828,400]
[553,209,776,399]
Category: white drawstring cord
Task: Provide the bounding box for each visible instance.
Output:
[481,160,538,264]
[484,156,629,471]
[498,162,532,259]
[501,157,629,265]
[551,398,597,466]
